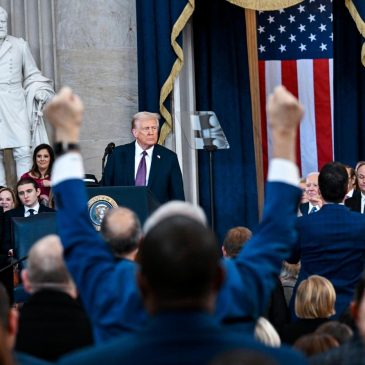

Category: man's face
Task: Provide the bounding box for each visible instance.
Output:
[0,12,8,40]
[306,174,320,203]
[132,119,159,150]
[17,183,40,208]
[357,165,365,194]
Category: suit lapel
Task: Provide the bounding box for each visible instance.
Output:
[0,38,11,60]
[148,146,161,188]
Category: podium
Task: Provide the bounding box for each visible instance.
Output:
[86,186,160,225]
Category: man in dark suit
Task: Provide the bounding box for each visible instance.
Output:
[288,162,365,319]
[2,177,54,254]
[298,172,322,215]
[16,234,93,361]
[345,161,365,213]
[101,111,185,204]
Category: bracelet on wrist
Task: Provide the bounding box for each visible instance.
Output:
[54,142,80,156]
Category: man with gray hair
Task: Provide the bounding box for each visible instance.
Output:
[0,6,54,185]
[101,111,185,204]
[101,207,142,260]
[15,235,93,361]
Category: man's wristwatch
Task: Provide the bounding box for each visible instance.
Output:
[54,142,80,156]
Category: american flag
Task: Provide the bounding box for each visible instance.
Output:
[257,0,333,177]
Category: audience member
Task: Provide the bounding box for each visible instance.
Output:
[45,86,303,342]
[15,235,94,361]
[222,226,252,258]
[310,271,365,364]
[294,333,339,357]
[0,188,17,212]
[345,161,365,212]
[0,282,50,365]
[59,216,305,365]
[21,144,54,207]
[298,172,322,215]
[280,275,335,344]
[2,177,55,254]
[315,321,353,345]
[288,162,365,319]
[100,207,142,261]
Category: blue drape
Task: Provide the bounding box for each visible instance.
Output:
[193,0,259,242]
[333,1,365,165]
[136,0,186,113]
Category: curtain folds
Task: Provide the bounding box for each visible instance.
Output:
[193,0,259,241]
[136,0,194,143]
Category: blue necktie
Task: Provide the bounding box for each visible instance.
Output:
[309,206,317,214]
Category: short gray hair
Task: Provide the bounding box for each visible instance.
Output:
[27,235,73,292]
[143,201,207,234]
[131,111,160,130]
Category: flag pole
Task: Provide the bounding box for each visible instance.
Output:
[245,9,264,220]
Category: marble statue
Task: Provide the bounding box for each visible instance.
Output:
[0,6,54,186]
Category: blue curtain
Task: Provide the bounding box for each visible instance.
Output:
[193,0,259,242]
[136,0,186,113]
[333,1,365,165]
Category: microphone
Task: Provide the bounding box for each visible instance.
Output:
[104,142,115,155]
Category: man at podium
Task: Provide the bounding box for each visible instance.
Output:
[101,112,185,204]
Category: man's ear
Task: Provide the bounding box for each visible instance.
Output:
[36,188,41,197]
[6,308,18,350]
[221,246,228,258]
[132,128,138,139]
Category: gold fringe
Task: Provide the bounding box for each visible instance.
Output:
[345,0,365,67]
[158,0,195,145]
[226,0,304,11]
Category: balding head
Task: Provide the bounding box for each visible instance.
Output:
[143,201,207,234]
[101,207,142,258]
[23,235,75,295]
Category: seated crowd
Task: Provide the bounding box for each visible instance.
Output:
[1,86,365,365]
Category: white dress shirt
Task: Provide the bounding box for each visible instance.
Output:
[24,201,40,217]
[134,142,154,185]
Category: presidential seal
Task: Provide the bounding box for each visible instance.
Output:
[88,195,118,230]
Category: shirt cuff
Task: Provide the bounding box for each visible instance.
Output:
[51,152,85,186]
[267,158,300,187]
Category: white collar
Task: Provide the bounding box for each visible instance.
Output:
[135,141,154,158]
[25,201,40,213]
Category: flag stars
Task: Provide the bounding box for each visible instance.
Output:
[330,33,333,41]
[298,5,305,13]
[299,43,307,52]
[318,4,326,12]
[268,15,275,24]
[308,14,316,23]
[289,34,296,42]
[279,44,286,53]
[278,25,286,33]
[298,24,306,32]
[329,14,333,22]
[309,33,316,42]
[259,45,266,53]
[268,35,276,43]
[319,23,327,32]
[320,43,327,51]
[279,9,285,14]
[258,25,265,33]
[288,15,296,23]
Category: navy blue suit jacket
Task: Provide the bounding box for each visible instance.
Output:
[101,142,185,204]
[288,204,365,318]
[59,312,306,365]
[53,174,301,343]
